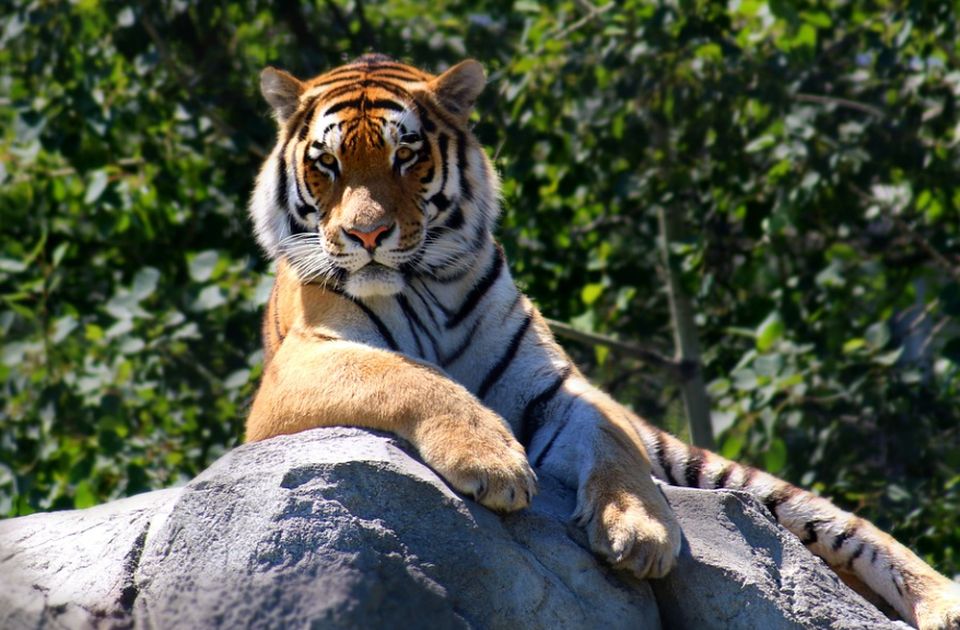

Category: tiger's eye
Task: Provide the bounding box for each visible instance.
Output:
[319,153,337,167]
[395,146,414,162]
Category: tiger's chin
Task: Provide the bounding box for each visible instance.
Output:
[343,264,405,299]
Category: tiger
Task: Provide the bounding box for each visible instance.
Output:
[245,53,960,629]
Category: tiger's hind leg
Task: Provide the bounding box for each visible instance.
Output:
[637,425,960,630]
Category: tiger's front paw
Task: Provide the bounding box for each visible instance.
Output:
[575,480,682,579]
[913,579,960,630]
[415,411,538,512]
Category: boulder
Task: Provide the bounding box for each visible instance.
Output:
[0,427,907,629]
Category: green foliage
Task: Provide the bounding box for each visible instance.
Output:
[2,1,958,574]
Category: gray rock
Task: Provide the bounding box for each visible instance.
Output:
[653,485,909,629]
[0,487,182,629]
[0,427,906,629]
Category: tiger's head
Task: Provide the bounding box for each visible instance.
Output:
[249,54,500,299]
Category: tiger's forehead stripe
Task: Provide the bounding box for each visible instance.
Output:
[322,97,406,117]
[310,60,431,83]
[294,79,424,151]
[293,73,450,154]
[289,61,475,156]
[303,62,428,102]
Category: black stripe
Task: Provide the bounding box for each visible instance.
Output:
[714,465,733,489]
[654,432,678,485]
[320,122,337,138]
[432,263,474,285]
[439,317,483,368]
[741,467,758,489]
[319,65,368,79]
[442,204,463,229]
[276,155,289,209]
[400,303,424,356]
[477,314,532,400]
[313,73,420,92]
[412,94,461,134]
[801,520,823,546]
[521,365,573,450]
[271,285,284,345]
[419,161,436,185]
[372,71,424,83]
[361,79,414,102]
[414,100,437,133]
[846,543,865,570]
[870,548,878,565]
[281,95,315,140]
[324,97,406,116]
[320,78,414,102]
[468,213,489,252]
[396,294,439,360]
[446,246,504,328]
[296,97,321,141]
[366,98,407,112]
[323,98,362,116]
[347,60,418,73]
[684,449,704,488]
[533,426,562,468]
[456,131,472,201]
[892,577,903,597]
[763,486,796,518]
[429,193,451,212]
[418,280,454,318]
[407,283,441,329]
[291,145,316,204]
[832,523,857,552]
[313,73,362,87]
[287,214,308,236]
[343,295,398,351]
[436,133,450,198]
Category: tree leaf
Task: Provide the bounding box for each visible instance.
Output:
[84,169,109,204]
[756,312,784,352]
[188,250,220,283]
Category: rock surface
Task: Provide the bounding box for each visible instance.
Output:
[0,427,907,629]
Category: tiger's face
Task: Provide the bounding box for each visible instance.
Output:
[249,55,499,299]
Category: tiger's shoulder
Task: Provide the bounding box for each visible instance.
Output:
[261,260,361,366]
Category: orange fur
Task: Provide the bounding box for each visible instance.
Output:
[247,261,536,512]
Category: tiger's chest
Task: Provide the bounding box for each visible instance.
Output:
[325,277,554,424]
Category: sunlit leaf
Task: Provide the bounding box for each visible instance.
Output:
[755,312,784,352]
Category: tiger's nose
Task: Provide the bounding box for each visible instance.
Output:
[343,223,395,252]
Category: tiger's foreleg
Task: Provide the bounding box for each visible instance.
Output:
[632,425,960,630]
[531,376,683,579]
[246,332,537,512]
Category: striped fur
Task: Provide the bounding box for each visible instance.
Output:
[246,55,960,629]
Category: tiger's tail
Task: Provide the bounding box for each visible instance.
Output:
[631,420,960,629]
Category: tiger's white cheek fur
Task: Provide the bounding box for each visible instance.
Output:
[249,146,289,258]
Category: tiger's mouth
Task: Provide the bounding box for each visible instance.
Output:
[343,261,405,298]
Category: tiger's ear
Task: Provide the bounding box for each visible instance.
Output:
[429,60,486,121]
[260,67,304,123]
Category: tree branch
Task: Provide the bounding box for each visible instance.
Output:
[544,317,690,381]
[794,93,884,118]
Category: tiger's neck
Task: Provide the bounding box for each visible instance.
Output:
[344,236,522,362]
